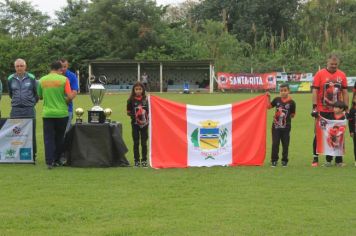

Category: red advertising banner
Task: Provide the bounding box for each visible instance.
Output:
[217,72,277,90]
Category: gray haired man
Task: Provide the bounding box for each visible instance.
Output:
[8,58,38,160]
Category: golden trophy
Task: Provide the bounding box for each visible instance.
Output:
[104,108,112,124]
[75,107,84,124]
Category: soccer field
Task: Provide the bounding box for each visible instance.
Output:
[1,92,356,235]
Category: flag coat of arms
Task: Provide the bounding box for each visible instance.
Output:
[149,95,267,168]
[316,116,347,156]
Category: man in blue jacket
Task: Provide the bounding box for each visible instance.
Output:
[8,58,38,160]
[60,59,78,132]
[8,59,38,118]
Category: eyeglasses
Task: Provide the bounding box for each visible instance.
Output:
[15,65,25,67]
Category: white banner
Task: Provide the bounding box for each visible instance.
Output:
[316,117,347,156]
[347,77,356,87]
[0,119,34,163]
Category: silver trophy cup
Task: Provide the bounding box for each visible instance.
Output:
[88,75,107,123]
[89,84,105,111]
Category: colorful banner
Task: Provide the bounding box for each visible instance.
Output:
[276,81,312,92]
[217,72,276,90]
[287,73,313,82]
[0,119,34,163]
[149,95,267,168]
[276,73,313,82]
[316,116,347,156]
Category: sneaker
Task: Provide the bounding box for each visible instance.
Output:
[134,161,140,167]
[323,162,332,167]
[282,161,288,167]
[47,164,54,170]
[336,162,346,167]
[53,161,64,167]
[141,161,148,168]
[271,161,277,167]
[311,162,319,167]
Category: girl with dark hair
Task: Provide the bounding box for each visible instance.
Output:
[127,82,149,167]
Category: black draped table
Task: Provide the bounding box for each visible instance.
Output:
[64,122,130,167]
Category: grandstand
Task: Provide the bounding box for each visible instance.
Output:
[87,60,214,93]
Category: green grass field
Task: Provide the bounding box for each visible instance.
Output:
[1,92,356,235]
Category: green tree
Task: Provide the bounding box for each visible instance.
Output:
[190,0,299,44]
[55,0,89,26]
[297,0,356,51]
[0,0,51,38]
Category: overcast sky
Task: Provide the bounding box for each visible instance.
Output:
[28,0,185,18]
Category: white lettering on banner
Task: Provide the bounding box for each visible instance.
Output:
[229,76,263,85]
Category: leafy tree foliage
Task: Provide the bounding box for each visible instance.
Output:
[0,0,51,37]
[190,0,299,45]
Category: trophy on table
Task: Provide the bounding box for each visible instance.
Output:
[75,107,84,124]
[88,75,107,123]
[104,108,112,124]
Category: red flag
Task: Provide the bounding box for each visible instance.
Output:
[149,95,268,168]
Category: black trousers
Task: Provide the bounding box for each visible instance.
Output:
[132,124,148,162]
[326,155,343,163]
[43,117,68,165]
[271,127,290,162]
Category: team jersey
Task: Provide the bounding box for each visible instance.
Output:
[38,73,71,118]
[312,68,347,112]
[127,96,149,127]
[270,96,296,129]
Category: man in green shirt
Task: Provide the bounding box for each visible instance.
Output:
[38,61,75,169]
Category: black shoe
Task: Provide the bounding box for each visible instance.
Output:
[134,161,140,167]
[282,161,288,167]
[141,161,148,168]
[271,161,277,167]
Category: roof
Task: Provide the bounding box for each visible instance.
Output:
[88,59,214,67]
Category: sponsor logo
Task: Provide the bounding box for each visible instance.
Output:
[5,148,16,160]
[11,141,24,146]
[219,75,227,84]
[13,126,21,135]
[5,124,29,138]
[20,148,32,160]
